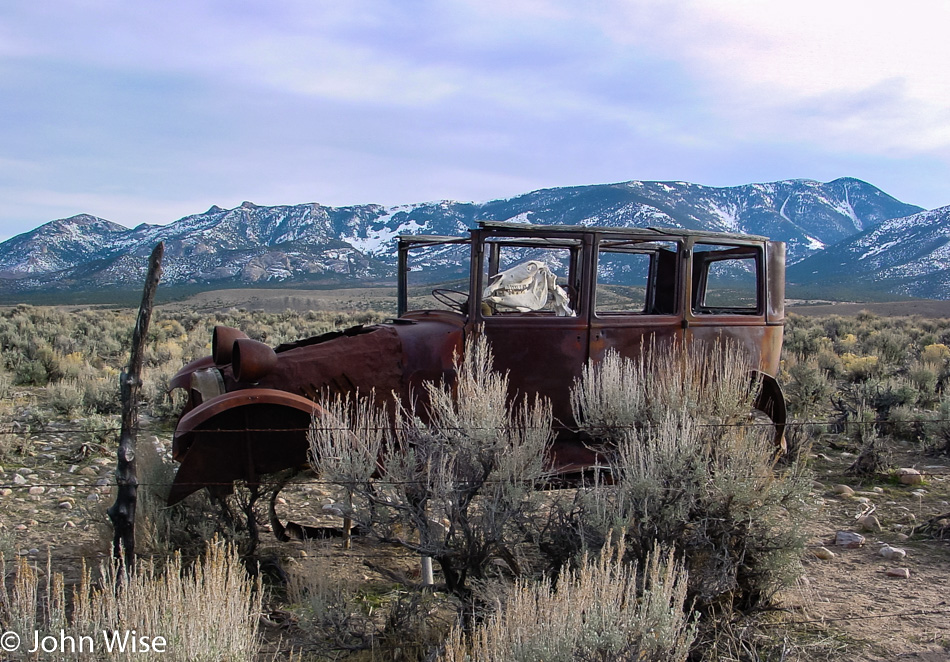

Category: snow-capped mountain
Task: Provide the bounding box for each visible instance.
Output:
[788,205,950,299]
[0,214,147,278]
[0,177,925,296]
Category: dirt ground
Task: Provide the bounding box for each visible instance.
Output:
[783,443,950,661]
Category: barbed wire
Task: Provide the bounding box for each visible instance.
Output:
[6,412,950,437]
[3,464,950,493]
[5,534,950,569]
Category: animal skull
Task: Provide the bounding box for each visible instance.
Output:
[482,260,575,316]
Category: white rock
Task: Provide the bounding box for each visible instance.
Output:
[833,484,855,496]
[879,545,906,560]
[28,486,45,495]
[896,468,923,485]
[885,567,910,579]
[13,474,26,485]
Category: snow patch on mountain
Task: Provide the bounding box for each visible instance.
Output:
[342,216,428,256]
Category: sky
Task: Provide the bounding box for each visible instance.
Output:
[1,0,949,241]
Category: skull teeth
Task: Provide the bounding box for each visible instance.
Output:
[494,283,531,295]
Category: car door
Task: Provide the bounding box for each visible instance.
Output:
[471,232,590,429]
[589,234,686,372]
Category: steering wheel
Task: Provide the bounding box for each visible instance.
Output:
[431,288,469,312]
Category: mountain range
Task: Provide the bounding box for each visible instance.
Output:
[1,177,943,300]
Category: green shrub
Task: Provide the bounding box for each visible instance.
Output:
[783,355,833,418]
[46,378,84,416]
[907,361,940,406]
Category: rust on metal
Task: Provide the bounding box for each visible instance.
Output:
[169,221,788,512]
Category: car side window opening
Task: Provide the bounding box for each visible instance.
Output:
[480,240,579,316]
[691,243,761,314]
[595,240,678,315]
[397,235,473,316]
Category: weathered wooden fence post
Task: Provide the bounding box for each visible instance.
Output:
[108,242,164,567]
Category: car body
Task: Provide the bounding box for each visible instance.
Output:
[168,221,786,505]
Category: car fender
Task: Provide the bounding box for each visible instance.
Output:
[752,370,787,450]
[168,388,325,505]
[168,355,216,391]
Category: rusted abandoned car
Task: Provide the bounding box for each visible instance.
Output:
[167,221,786,507]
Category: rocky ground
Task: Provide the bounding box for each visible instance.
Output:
[779,443,950,660]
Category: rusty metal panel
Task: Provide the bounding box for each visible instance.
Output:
[477,315,589,426]
[169,389,324,504]
[767,241,786,324]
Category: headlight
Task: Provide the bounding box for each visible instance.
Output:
[190,367,225,404]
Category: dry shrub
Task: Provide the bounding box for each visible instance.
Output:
[439,538,696,662]
[133,437,246,556]
[839,353,880,381]
[567,339,809,615]
[46,378,85,416]
[0,541,262,661]
[309,334,553,601]
[570,338,757,436]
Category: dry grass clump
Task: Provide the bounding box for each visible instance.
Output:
[0,541,262,661]
[440,539,696,662]
[570,338,757,436]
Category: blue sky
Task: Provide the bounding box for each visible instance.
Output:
[2,0,949,240]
